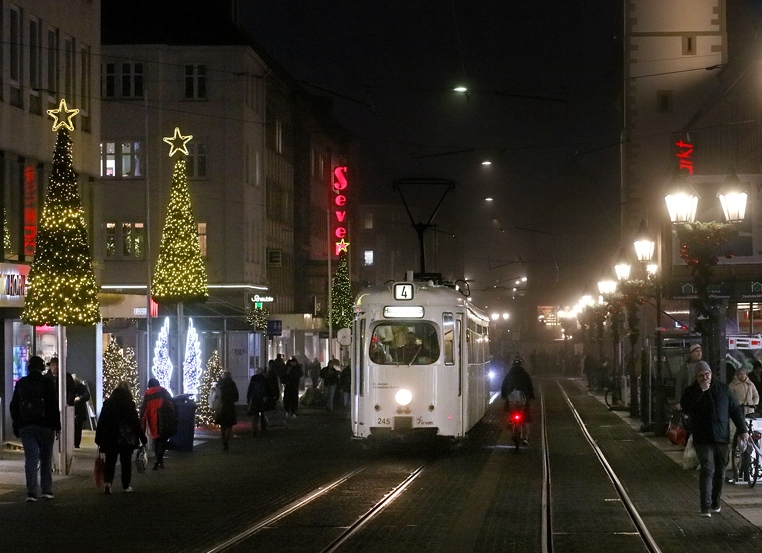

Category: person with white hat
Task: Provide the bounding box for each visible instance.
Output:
[674,343,703,409]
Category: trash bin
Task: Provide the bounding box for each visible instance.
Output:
[168,394,196,452]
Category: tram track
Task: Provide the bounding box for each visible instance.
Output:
[203,460,428,553]
[543,381,662,553]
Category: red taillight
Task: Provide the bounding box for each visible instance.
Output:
[512,412,522,423]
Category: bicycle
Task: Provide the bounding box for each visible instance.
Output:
[731,411,762,488]
[604,371,625,411]
[505,390,527,452]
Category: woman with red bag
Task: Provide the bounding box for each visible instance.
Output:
[95,382,147,494]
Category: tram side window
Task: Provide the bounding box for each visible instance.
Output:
[370,322,440,365]
[443,313,454,365]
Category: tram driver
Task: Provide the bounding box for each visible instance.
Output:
[398,331,433,365]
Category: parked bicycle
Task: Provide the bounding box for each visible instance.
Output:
[731,411,762,488]
[604,371,625,411]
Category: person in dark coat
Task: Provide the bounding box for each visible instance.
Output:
[282,357,303,419]
[71,375,91,448]
[95,382,147,494]
[247,367,268,436]
[215,371,239,451]
[10,355,61,502]
[340,364,352,411]
[265,364,281,410]
[681,360,748,517]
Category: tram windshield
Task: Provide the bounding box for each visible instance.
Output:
[369,322,440,365]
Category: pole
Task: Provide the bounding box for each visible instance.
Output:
[654,288,664,434]
[145,89,152,388]
[327,174,333,360]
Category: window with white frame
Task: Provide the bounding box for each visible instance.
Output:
[100,141,144,178]
[9,5,22,104]
[121,223,144,258]
[363,250,374,266]
[184,64,206,99]
[64,36,74,103]
[197,223,207,257]
[104,222,145,259]
[187,143,207,178]
[121,62,143,98]
[47,28,58,100]
[29,17,41,92]
[79,45,90,114]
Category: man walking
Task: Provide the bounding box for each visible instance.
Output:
[10,356,61,502]
[681,360,748,517]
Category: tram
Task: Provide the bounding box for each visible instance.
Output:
[350,274,490,442]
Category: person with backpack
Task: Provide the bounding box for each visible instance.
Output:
[215,371,239,451]
[140,378,174,470]
[9,356,61,502]
[282,357,303,419]
[320,359,341,413]
[246,367,268,436]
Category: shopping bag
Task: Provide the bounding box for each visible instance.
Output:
[683,435,699,470]
[666,410,688,447]
[93,452,105,489]
[134,446,148,474]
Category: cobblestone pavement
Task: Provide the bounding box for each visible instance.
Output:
[0,379,761,553]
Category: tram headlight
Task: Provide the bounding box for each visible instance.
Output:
[395,388,413,406]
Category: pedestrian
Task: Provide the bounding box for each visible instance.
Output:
[340,364,352,412]
[265,363,281,408]
[308,357,321,389]
[729,366,759,415]
[749,359,762,405]
[9,355,60,502]
[282,357,303,419]
[320,359,341,413]
[215,371,239,451]
[247,367,268,436]
[681,360,748,517]
[95,382,147,494]
[675,343,702,408]
[140,378,173,470]
[71,375,91,448]
[45,356,76,405]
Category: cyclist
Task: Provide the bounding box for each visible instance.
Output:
[501,357,535,445]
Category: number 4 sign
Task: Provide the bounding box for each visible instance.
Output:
[394,283,414,300]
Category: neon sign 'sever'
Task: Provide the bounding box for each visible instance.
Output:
[675,140,693,175]
[332,166,349,256]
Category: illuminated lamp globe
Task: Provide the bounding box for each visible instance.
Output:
[664,172,699,224]
[718,171,747,223]
[633,219,655,263]
[614,248,631,281]
[598,279,617,296]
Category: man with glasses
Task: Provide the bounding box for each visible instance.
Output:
[681,360,748,517]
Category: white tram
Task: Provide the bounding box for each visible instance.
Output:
[350,276,490,442]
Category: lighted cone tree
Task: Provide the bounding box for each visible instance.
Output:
[246,307,269,331]
[182,318,202,399]
[326,251,353,330]
[22,101,100,326]
[152,317,173,394]
[102,337,140,400]
[152,128,208,304]
[197,350,225,426]
[3,208,14,257]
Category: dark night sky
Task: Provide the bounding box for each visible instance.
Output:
[240,1,623,308]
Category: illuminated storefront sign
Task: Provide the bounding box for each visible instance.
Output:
[675,140,693,174]
[332,166,349,256]
[0,263,29,308]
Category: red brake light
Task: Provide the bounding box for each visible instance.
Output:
[512,412,522,423]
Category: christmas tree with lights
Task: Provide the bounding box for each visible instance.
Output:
[152,317,173,394]
[152,128,208,304]
[102,337,140,400]
[3,208,14,257]
[197,350,225,426]
[327,251,353,330]
[22,100,100,326]
[246,307,269,330]
[182,318,202,399]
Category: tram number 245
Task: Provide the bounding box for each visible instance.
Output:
[377,418,391,425]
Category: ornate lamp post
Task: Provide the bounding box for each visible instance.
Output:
[664,172,747,379]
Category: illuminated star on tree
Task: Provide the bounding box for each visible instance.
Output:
[46,99,80,132]
[163,127,193,157]
[335,239,350,255]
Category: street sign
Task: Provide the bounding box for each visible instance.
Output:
[266,320,282,336]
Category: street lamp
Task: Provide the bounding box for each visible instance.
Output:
[614,248,631,282]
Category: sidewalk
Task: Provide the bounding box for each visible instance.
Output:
[584,380,762,529]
